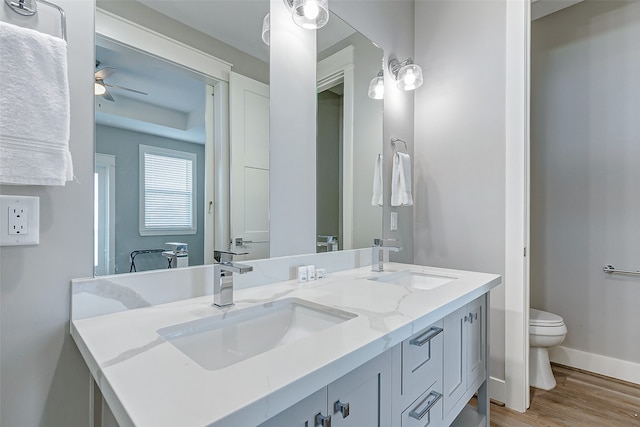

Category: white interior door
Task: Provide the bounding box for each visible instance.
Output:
[229,72,270,260]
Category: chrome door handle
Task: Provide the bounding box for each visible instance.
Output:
[408,391,442,421]
[234,237,254,246]
[315,412,331,427]
[334,400,350,418]
[409,326,443,347]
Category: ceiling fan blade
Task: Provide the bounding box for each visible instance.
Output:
[104,82,148,96]
[102,88,115,102]
[95,67,117,80]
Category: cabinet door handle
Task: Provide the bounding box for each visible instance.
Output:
[408,391,443,421]
[465,312,474,324]
[409,326,443,347]
[334,400,350,418]
[315,412,332,427]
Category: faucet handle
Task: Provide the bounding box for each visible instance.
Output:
[214,250,249,263]
[373,238,399,246]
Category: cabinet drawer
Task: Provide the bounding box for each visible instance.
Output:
[402,320,443,400]
[401,382,444,427]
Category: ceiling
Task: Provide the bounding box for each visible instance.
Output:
[95,1,357,144]
[95,39,207,144]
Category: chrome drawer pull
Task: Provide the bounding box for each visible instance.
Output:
[409,326,443,347]
[334,400,350,418]
[409,391,442,421]
[315,412,331,427]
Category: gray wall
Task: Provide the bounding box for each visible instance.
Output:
[331,1,416,263]
[0,1,95,426]
[413,0,507,382]
[531,1,640,363]
[96,125,205,273]
[269,0,317,256]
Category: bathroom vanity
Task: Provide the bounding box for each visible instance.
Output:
[71,261,500,426]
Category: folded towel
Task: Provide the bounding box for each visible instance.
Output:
[371,154,383,206]
[391,152,413,206]
[0,21,73,185]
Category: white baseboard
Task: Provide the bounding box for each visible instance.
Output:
[549,346,640,385]
[489,376,506,404]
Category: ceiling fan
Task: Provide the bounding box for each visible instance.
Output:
[94,61,148,102]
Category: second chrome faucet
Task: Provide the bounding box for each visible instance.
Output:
[371,238,402,272]
[213,250,253,307]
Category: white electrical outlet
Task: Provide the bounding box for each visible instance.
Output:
[0,196,39,246]
[8,205,28,235]
[390,212,398,231]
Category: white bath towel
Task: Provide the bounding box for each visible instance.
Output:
[371,154,383,206]
[391,152,413,206]
[0,21,73,185]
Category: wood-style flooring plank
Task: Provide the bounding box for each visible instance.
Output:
[474,364,640,427]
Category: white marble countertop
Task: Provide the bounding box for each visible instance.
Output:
[71,263,501,427]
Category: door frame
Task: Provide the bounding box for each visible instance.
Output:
[317,46,355,250]
[504,0,531,412]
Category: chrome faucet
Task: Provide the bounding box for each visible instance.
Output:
[213,250,253,307]
[371,238,401,272]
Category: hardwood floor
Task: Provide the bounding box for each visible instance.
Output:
[484,364,640,426]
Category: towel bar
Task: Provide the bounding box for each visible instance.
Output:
[603,265,640,276]
[5,0,66,40]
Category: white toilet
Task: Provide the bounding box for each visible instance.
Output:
[529,308,567,390]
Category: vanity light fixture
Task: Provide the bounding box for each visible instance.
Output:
[283,0,329,30]
[368,69,384,100]
[388,57,423,91]
[262,13,270,46]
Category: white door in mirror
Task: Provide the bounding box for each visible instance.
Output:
[0,195,39,246]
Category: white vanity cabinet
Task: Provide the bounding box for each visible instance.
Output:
[259,350,392,427]
[444,295,487,425]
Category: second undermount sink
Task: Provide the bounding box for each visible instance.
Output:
[369,270,456,290]
[157,298,356,371]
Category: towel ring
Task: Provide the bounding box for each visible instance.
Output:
[391,138,408,153]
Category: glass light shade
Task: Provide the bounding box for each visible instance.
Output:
[291,0,329,29]
[262,13,270,46]
[396,62,423,91]
[368,71,384,100]
[94,81,106,96]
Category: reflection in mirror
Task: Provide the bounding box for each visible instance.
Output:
[93,2,384,275]
[316,11,384,252]
[94,0,269,275]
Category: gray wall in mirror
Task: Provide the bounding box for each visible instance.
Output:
[96,125,206,273]
[95,0,386,271]
[318,29,384,250]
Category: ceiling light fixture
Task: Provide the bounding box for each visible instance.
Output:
[283,0,329,30]
[388,57,424,91]
[262,13,270,46]
[368,69,384,100]
[94,80,107,96]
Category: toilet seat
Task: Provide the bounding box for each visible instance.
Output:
[530,308,564,327]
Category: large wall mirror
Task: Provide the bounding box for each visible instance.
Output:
[94,0,383,275]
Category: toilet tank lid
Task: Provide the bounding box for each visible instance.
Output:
[530,308,564,326]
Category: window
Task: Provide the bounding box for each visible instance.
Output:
[139,145,197,236]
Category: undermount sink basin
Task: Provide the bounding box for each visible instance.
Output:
[157,298,356,371]
[369,270,456,290]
